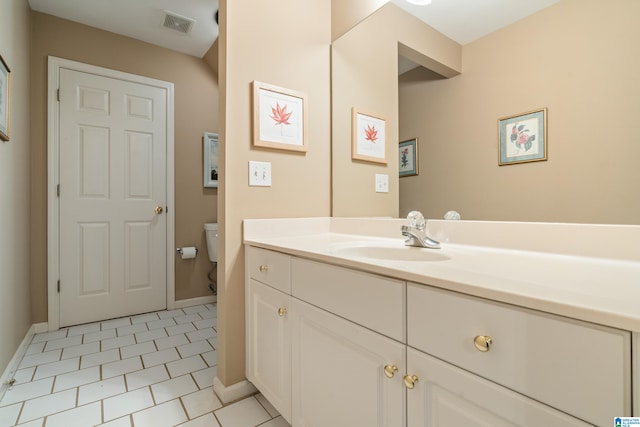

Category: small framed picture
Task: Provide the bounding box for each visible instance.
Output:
[352,108,387,164]
[498,108,547,165]
[203,132,219,188]
[399,138,418,177]
[252,81,308,152]
[0,54,11,142]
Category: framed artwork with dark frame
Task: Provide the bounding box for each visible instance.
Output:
[203,132,219,188]
[0,54,11,142]
[399,138,418,177]
[498,108,547,165]
[252,81,308,152]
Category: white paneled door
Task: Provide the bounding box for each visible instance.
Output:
[58,68,168,327]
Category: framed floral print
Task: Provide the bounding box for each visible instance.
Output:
[352,108,387,164]
[252,81,308,152]
[399,138,418,177]
[499,108,547,165]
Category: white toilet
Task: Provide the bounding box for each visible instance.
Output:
[204,223,218,264]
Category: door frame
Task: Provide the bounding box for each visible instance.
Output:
[47,56,176,331]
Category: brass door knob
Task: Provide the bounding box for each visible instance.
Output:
[277,307,287,317]
[403,374,419,389]
[383,365,398,379]
[154,206,164,214]
[474,335,493,352]
[259,265,269,272]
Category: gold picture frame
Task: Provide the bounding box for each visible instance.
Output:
[498,108,547,165]
[252,81,308,152]
[0,54,11,142]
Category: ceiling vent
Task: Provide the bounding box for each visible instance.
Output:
[162,10,196,34]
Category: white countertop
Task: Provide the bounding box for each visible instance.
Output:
[243,218,640,332]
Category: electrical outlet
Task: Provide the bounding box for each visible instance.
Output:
[249,161,272,186]
[375,174,389,193]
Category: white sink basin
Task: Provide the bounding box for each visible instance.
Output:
[332,245,450,262]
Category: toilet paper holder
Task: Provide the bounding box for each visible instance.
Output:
[176,247,198,256]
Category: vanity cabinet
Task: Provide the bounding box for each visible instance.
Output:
[246,248,292,422]
[406,347,591,426]
[246,245,632,426]
[407,284,630,426]
[246,246,405,426]
[291,298,405,426]
[246,279,291,422]
[290,257,406,426]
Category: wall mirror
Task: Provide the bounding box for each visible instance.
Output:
[331,0,640,225]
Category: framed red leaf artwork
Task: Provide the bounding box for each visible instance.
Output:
[352,108,387,164]
[252,81,308,152]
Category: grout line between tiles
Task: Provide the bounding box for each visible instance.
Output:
[0,304,250,427]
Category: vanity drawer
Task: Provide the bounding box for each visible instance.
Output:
[291,258,405,342]
[407,283,631,426]
[246,246,291,293]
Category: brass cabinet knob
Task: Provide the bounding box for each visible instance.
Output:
[383,365,398,379]
[277,307,287,317]
[403,374,419,389]
[259,265,269,272]
[154,206,164,214]
[474,335,493,352]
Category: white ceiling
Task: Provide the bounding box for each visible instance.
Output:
[27,0,559,58]
[28,0,219,58]
[390,0,560,45]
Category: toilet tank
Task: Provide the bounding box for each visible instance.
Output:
[204,223,218,262]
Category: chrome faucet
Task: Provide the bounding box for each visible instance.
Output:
[402,211,441,249]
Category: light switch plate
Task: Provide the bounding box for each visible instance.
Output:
[249,161,272,186]
[375,174,389,193]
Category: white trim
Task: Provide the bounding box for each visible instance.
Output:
[0,325,36,400]
[213,376,257,404]
[173,295,217,310]
[633,332,638,415]
[46,56,175,330]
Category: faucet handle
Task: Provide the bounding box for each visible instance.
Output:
[406,211,426,231]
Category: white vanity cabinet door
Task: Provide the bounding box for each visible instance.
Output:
[246,279,291,423]
[406,348,591,427]
[291,298,406,427]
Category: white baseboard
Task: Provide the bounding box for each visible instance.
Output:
[173,295,216,309]
[213,376,257,404]
[0,324,38,400]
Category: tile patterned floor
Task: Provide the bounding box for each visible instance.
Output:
[0,304,289,427]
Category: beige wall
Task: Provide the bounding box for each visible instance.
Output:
[203,40,218,78]
[399,0,640,224]
[332,3,461,217]
[29,12,219,322]
[0,0,32,377]
[217,0,331,386]
[331,0,388,41]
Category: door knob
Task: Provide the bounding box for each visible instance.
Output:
[154,206,164,214]
[277,307,287,316]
